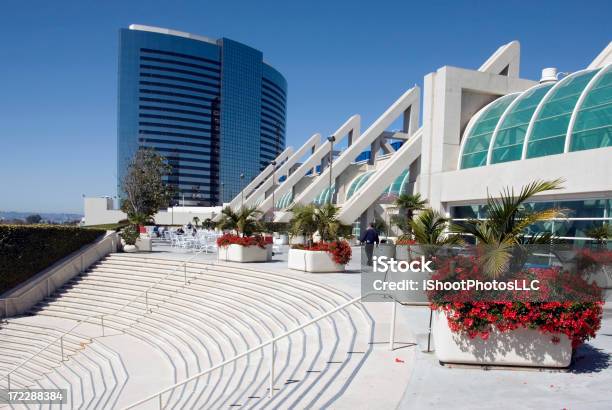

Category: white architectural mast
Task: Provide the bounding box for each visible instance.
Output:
[227,147,294,209]
[276,86,420,222]
[258,115,361,217]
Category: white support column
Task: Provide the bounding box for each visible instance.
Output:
[257,115,360,218]
[290,87,420,210]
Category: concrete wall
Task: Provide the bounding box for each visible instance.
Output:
[419,66,537,211]
[83,197,221,226]
[436,146,612,210]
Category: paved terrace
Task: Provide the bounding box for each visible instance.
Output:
[151,243,612,409]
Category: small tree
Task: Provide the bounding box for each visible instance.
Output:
[120,148,174,226]
[202,218,215,230]
[192,216,200,228]
[393,193,427,222]
[391,193,427,238]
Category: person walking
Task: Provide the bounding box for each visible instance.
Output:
[360,222,379,266]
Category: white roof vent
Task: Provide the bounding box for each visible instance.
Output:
[540,67,558,83]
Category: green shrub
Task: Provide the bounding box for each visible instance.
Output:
[120,224,139,245]
[0,225,106,294]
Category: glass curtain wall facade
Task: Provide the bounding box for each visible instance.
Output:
[117,26,287,206]
[450,198,612,247]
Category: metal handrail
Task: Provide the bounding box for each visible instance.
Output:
[123,291,389,409]
[0,242,211,390]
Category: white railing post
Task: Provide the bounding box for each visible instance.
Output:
[269,341,275,398]
[145,291,149,313]
[60,336,65,361]
[159,393,163,409]
[101,316,105,337]
[7,373,10,391]
[184,264,187,285]
[389,299,396,351]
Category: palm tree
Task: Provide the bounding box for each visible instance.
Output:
[290,203,349,245]
[410,208,462,246]
[192,216,200,228]
[455,179,565,278]
[586,223,611,248]
[217,206,262,237]
[392,193,428,239]
[289,204,318,245]
[313,203,346,242]
[394,193,427,222]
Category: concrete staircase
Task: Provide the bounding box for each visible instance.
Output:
[1,253,378,409]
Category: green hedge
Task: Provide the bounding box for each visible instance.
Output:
[0,225,106,294]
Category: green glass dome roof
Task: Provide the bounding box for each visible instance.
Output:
[275,191,293,209]
[313,184,336,206]
[458,64,612,169]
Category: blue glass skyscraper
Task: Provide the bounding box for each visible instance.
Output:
[117,25,287,205]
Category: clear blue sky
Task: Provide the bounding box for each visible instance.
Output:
[1,0,610,213]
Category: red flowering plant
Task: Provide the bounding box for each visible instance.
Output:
[289,203,353,265]
[426,180,607,349]
[427,249,605,348]
[293,240,352,265]
[216,205,272,248]
[216,233,272,249]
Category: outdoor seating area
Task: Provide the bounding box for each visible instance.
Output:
[160,227,222,253]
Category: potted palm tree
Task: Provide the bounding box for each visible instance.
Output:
[431,179,603,368]
[216,206,272,262]
[392,193,427,260]
[288,203,352,272]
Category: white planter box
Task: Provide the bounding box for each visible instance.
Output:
[433,310,571,368]
[123,244,138,253]
[135,237,152,252]
[218,244,272,263]
[288,249,345,272]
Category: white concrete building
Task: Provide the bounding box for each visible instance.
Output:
[83,196,221,226]
[227,40,612,244]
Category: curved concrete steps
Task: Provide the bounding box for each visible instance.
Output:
[2,252,375,409]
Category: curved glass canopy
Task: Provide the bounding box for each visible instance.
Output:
[570,65,612,151]
[490,83,554,164]
[313,184,336,206]
[346,171,375,200]
[526,69,598,158]
[460,94,518,169]
[382,169,410,197]
[458,65,611,169]
[275,191,293,209]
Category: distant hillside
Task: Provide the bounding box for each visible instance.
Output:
[0,211,83,223]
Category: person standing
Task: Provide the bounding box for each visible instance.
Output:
[360,222,379,266]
